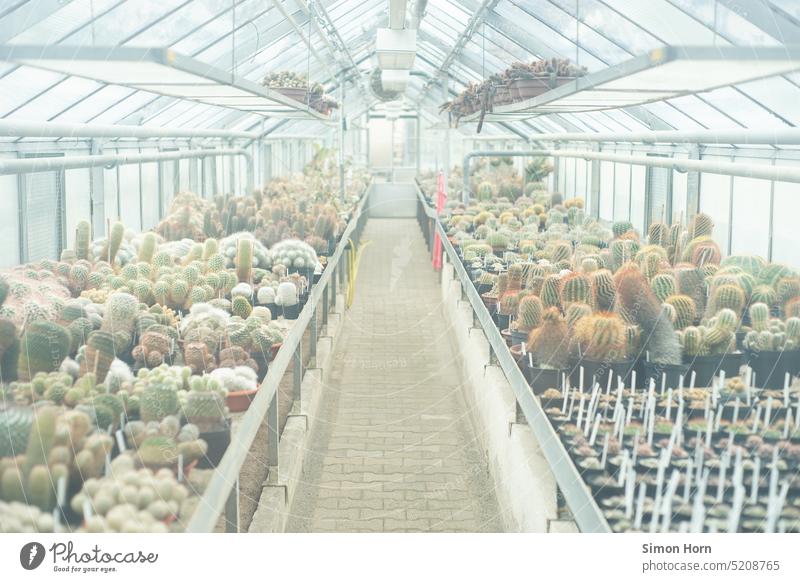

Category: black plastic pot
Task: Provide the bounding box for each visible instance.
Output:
[496,313,510,331]
[252,351,270,383]
[476,283,492,295]
[197,420,232,469]
[281,303,300,320]
[745,348,798,389]
[643,361,690,391]
[510,329,528,347]
[526,365,564,395]
[685,352,744,387]
[569,358,635,390]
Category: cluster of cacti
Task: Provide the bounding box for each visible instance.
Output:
[742,310,800,352]
[132,329,174,369]
[209,365,258,393]
[679,308,739,357]
[181,376,227,430]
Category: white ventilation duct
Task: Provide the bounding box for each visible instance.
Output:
[381,69,410,92]
[376,28,416,69]
[389,0,407,29]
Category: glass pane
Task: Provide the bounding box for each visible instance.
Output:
[600,160,614,220]
[613,161,631,222]
[698,166,732,254]
[772,180,800,265]
[8,76,101,120]
[701,86,789,129]
[51,85,136,123]
[737,77,800,126]
[665,95,742,129]
[669,0,780,45]
[631,164,646,232]
[60,0,191,45]
[7,0,121,44]
[600,0,719,45]
[730,175,771,257]
[0,66,63,117]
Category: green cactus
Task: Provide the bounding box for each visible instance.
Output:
[101,292,139,333]
[171,280,189,307]
[137,436,179,469]
[749,302,770,332]
[708,284,745,317]
[476,181,495,201]
[515,295,543,333]
[100,221,125,264]
[591,269,616,311]
[236,238,254,283]
[0,318,19,382]
[550,241,572,263]
[688,212,713,238]
[0,408,32,458]
[203,238,219,261]
[721,255,765,278]
[139,384,179,423]
[81,330,116,384]
[758,263,793,289]
[17,322,71,382]
[680,326,705,357]
[540,275,561,310]
[651,273,677,303]
[74,220,91,261]
[776,277,800,305]
[183,390,225,429]
[138,232,157,263]
[612,221,634,238]
[648,222,668,246]
[565,302,591,330]
[665,294,696,330]
[231,296,253,319]
[486,232,509,251]
[610,239,640,271]
[560,273,590,307]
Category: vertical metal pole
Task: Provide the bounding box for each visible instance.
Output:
[224,478,239,533]
[685,144,701,222]
[339,71,346,203]
[310,307,317,361]
[415,111,421,176]
[589,143,601,219]
[89,140,105,236]
[293,342,303,402]
[322,285,329,326]
[267,393,279,469]
[441,73,450,196]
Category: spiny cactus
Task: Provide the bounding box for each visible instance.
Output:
[707,283,745,317]
[550,241,572,264]
[664,294,696,330]
[231,296,253,319]
[615,266,681,365]
[528,307,569,369]
[184,342,216,375]
[591,269,616,312]
[514,295,543,333]
[565,302,591,330]
[610,239,640,271]
[749,302,770,332]
[17,322,71,382]
[0,318,19,382]
[139,384,179,423]
[100,221,125,264]
[74,220,91,261]
[688,212,713,238]
[476,181,495,201]
[759,263,793,289]
[612,221,634,238]
[137,232,157,263]
[680,326,707,357]
[721,255,765,278]
[651,273,676,303]
[574,311,627,362]
[648,222,668,246]
[540,275,562,310]
[80,330,116,383]
[236,238,253,283]
[101,292,138,333]
[560,273,589,307]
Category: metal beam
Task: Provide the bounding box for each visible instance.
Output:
[0,120,258,140]
[526,128,800,146]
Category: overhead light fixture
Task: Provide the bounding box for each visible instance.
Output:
[381,69,410,93]
[376,28,416,70]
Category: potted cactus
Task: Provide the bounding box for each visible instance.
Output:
[743,307,800,388]
[525,307,569,394]
[569,311,631,390]
[181,376,229,469]
[680,308,743,387]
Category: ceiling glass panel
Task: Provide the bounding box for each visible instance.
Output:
[7,0,123,44]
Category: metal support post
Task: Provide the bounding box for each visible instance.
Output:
[224,479,239,533]
[293,342,303,402]
[322,285,329,326]
[267,393,279,469]
[339,71,346,203]
[310,307,317,362]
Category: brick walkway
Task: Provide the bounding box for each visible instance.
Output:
[286,218,504,532]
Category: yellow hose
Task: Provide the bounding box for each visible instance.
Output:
[345,237,371,308]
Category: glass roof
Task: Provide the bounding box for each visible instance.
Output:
[0,0,798,140]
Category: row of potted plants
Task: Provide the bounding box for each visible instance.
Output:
[437,175,800,532]
[261,71,340,115]
[0,158,366,532]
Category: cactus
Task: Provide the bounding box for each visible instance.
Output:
[610,239,639,271]
[615,266,681,365]
[203,238,218,261]
[776,277,800,306]
[759,263,793,289]
[708,284,745,317]
[183,389,225,430]
[170,280,189,307]
[674,265,706,314]
[514,295,543,332]
[714,308,738,333]
[236,238,253,283]
[0,318,19,381]
[137,232,157,263]
[651,273,677,303]
[17,322,71,382]
[565,302,591,330]
[560,273,589,307]
[0,408,32,458]
[691,239,721,267]
[74,220,91,261]
[499,292,520,317]
[550,241,572,263]
[100,221,125,264]
[137,436,179,469]
[612,221,634,238]
[139,384,179,423]
[231,296,253,319]
[80,330,116,383]
[528,307,569,369]
[540,275,561,310]
[688,212,713,238]
[486,232,509,251]
[749,302,770,332]
[665,294,696,330]
[184,342,216,375]
[101,292,138,333]
[476,181,495,201]
[721,255,765,278]
[681,327,707,357]
[591,269,616,311]
[648,222,668,246]
[574,312,627,362]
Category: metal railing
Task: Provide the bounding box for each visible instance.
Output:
[414,184,611,533]
[186,185,371,532]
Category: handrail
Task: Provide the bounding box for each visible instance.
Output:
[186,184,372,532]
[414,184,611,533]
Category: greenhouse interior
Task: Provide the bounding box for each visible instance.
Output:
[2,0,800,544]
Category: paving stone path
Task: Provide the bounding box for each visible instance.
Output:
[286,218,505,532]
